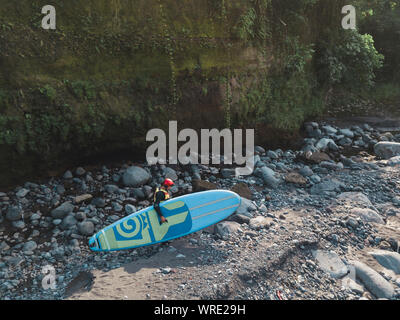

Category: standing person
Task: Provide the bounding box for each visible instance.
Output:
[153,178,175,224]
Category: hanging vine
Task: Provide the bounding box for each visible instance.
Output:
[158,1,178,118]
[111,0,121,31]
[221,0,232,129]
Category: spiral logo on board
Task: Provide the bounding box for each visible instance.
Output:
[115,214,148,240]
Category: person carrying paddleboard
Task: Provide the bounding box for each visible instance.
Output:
[153,178,175,224]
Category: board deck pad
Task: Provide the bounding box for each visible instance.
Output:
[89,190,241,252]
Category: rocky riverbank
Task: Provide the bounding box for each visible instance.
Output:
[1,121,400,300]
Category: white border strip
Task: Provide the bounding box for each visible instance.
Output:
[101,230,111,250]
[189,196,237,212]
[192,204,239,220]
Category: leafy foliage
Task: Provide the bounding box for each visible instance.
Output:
[354,0,400,81]
[316,30,384,89]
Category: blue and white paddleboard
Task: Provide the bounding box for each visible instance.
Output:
[88,190,241,252]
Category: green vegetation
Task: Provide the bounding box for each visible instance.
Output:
[316,31,384,90]
[0,0,397,186]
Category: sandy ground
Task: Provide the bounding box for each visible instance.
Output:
[67,237,207,300]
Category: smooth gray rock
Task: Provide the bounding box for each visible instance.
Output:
[6,206,23,221]
[310,174,321,184]
[230,214,251,224]
[91,198,106,208]
[125,204,137,215]
[328,141,339,151]
[30,213,41,221]
[338,137,353,146]
[78,221,95,236]
[221,168,236,179]
[52,219,62,226]
[337,192,372,207]
[312,250,349,279]
[316,138,336,151]
[51,202,74,219]
[0,241,10,253]
[164,167,178,180]
[61,215,78,230]
[255,146,265,154]
[143,185,153,198]
[299,166,314,177]
[74,194,93,204]
[12,220,25,229]
[350,208,385,224]
[16,188,29,198]
[266,150,279,159]
[75,167,86,176]
[370,250,400,274]
[346,217,359,229]
[310,179,343,195]
[122,166,152,187]
[131,188,145,200]
[342,276,365,294]
[350,260,395,299]
[320,161,343,171]
[323,125,338,135]
[387,156,400,166]
[235,197,257,218]
[339,128,355,138]
[75,212,86,221]
[374,142,400,159]
[23,241,37,252]
[249,216,272,230]
[63,170,73,179]
[215,221,241,240]
[255,166,280,189]
[56,185,65,195]
[104,185,119,194]
[112,202,123,212]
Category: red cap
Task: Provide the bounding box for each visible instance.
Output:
[163,178,175,187]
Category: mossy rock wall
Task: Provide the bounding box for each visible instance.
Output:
[0,0,345,187]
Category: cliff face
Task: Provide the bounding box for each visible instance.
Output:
[0,0,344,187]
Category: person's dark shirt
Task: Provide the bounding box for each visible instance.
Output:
[154,189,167,218]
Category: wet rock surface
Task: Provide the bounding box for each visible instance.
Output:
[0,121,400,300]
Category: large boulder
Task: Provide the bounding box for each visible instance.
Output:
[350,208,385,225]
[350,260,395,299]
[374,142,400,159]
[235,197,257,218]
[337,192,372,208]
[312,250,348,279]
[122,166,152,187]
[370,250,400,274]
[215,221,241,240]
